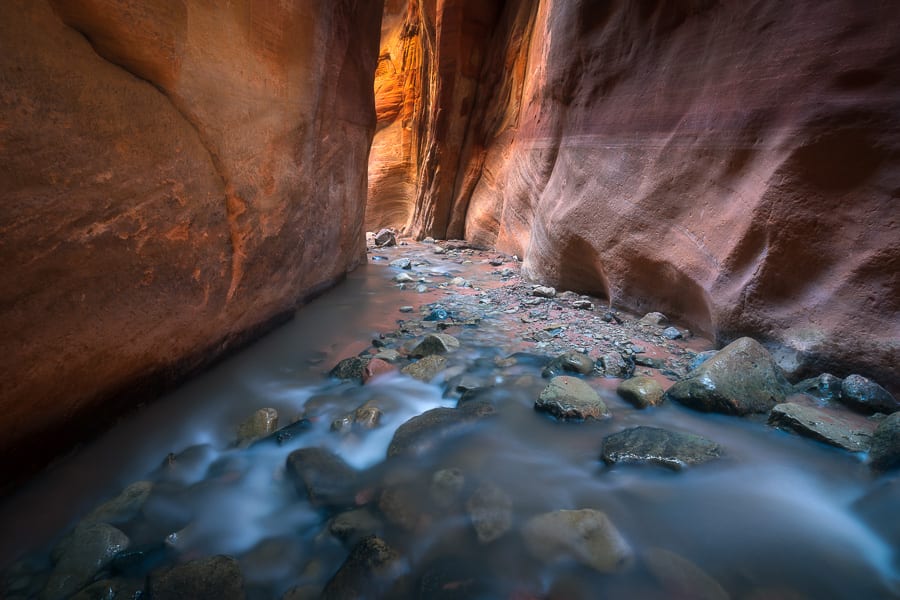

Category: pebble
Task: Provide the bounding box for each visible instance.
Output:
[399,305,413,313]
[531,285,556,298]
[394,272,414,283]
[839,374,899,415]
[535,376,610,421]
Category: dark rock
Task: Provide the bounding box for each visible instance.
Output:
[768,403,873,452]
[853,478,900,550]
[286,447,358,508]
[601,426,720,470]
[329,509,383,546]
[868,412,900,471]
[662,326,683,340]
[521,509,633,573]
[401,354,448,382]
[321,536,400,600]
[542,351,594,378]
[70,578,145,600]
[417,558,491,599]
[41,522,130,600]
[430,468,465,509]
[488,257,504,266]
[387,406,494,459]
[378,482,422,531]
[374,228,396,247]
[666,337,789,415]
[410,333,459,357]
[572,299,593,310]
[792,373,843,400]
[110,542,172,577]
[149,555,244,600]
[634,355,665,369]
[602,311,624,324]
[535,376,609,421]
[840,374,899,415]
[465,482,512,543]
[250,419,312,448]
[616,377,665,409]
[329,357,370,382]
[82,480,153,525]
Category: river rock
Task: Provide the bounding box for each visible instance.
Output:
[687,350,718,372]
[642,547,729,600]
[354,402,384,430]
[363,358,396,383]
[601,426,720,470]
[390,258,412,270]
[82,480,153,525]
[535,376,609,421]
[868,412,900,471]
[329,509,383,546]
[531,285,556,298]
[374,349,401,363]
[666,337,789,415]
[792,373,843,401]
[542,351,594,377]
[70,578,145,600]
[41,522,130,600]
[768,403,873,452]
[149,555,244,600]
[236,408,278,445]
[839,374,899,415]
[638,312,668,326]
[430,468,465,509]
[401,354,448,382]
[598,352,629,377]
[286,447,358,508]
[616,377,665,409]
[521,509,633,573]
[465,482,512,543]
[373,229,396,247]
[410,333,460,357]
[387,405,494,459]
[321,536,400,600]
[393,272,414,283]
[662,326,683,340]
[329,356,370,383]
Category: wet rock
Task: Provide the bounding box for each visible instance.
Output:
[424,308,450,321]
[251,418,312,448]
[82,480,153,525]
[531,285,556,298]
[321,536,400,600]
[572,299,593,310]
[662,326,683,340]
[354,403,384,430]
[868,412,900,471]
[687,350,717,372]
[387,406,494,459]
[374,349,401,363]
[521,509,633,573]
[390,258,412,270]
[542,351,594,378]
[642,547,729,600]
[598,352,629,377]
[363,358,396,383]
[638,312,668,326]
[666,337,789,415]
[634,355,666,369]
[329,356,370,383]
[374,228,396,247]
[465,482,512,543]
[149,555,244,600]
[378,482,422,531]
[616,377,665,409]
[792,373,843,401]
[394,272,414,283]
[41,522,130,600]
[410,333,460,357]
[839,374,899,415]
[70,578,145,600]
[430,468,465,509]
[768,403,873,452]
[536,376,609,421]
[286,447,358,508]
[282,585,321,600]
[236,408,278,445]
[401,354,448,382]
[329,509,383,546]
[110,542,172,577]
[601,426,721,470]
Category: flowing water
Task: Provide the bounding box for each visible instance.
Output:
[1,243,897,599]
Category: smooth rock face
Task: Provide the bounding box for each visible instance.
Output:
[768,403,874,452]
[868,412,900,471]
[839,375,900,415]
[536,376,609,421]
[601,426,721,471]
[0,0,384,484]
[521,509,633,573]
[387,405,493,458]
[667,338,789,415]
[148,555,244,600]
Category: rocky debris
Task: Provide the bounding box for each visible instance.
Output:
[41,522,130,600]
[531,285,556,298]
[374,229,396,247]
[662,326,683,340]
[329,356,370,383]
[321,536,400,600]
[536,376,609,421]
[390,258,412,270]
[542,351,594,377]
[401,354,448,382]
[601,426,721,471]
[638,312,668,326]
[82,480,153,525]
[666,337,789,415]
[430,468,465,509]
[839,374,899,415]
[768,403,873,452]
[410,333,460,357]
[236,408,278,445]
[286,447,358,509]
[868,412,900,471]
[465,482,512,543]
[597,352,630,378]
[363,359,396,383]
[148,555,244,600]
[792,373,843,401]
[521,509,633,573]
[642,547,729,600]
[616,377,665,409]
[394,272,414,283]
[387,405,495,459]
[329,509,383,546]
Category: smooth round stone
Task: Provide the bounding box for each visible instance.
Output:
[617,376,665,409]
[535,376,610,421]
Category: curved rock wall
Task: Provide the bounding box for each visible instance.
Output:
[368,0,899,389]
[0,0,383,483]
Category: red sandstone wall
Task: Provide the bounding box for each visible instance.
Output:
[0,0,383,481]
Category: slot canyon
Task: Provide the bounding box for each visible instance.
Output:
[1,1,898,598]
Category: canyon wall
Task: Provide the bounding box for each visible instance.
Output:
[369,0,900,389]
[0,0,383,483]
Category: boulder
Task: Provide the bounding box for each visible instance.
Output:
[616,377,665,409]
[535,376,609,421]
[840,374,899,415]
[148,555,244,600]
[792,373,843,401]
[521,509,633,573]
[374,228,396,247]
[768,403,873,452]
[542,351,594,377]
[598,353,630,378]
[531,286,556,298]
[430,468,466,509]
[868,412,900,471]
[601,426,721,471]
[329,509,383,546]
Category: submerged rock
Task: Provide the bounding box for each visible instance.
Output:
[363,358,396,383]
[41,523,130,600]
[236,408,278,445]
[82,480,153,525]
[839,374,899,415]
[387,405,494,459]
[321,536,400,600]
[616,377,665,409]
[768,403,873,452]
[148,555,244,600]
[542,351,594,377]
[642,547,729,600]
[329,509,383,546]
[401,354,448,382]
[285,447,358,508]
[535,376,609,421]
[430,468,465,509]
[601,426,720,470]
[666,337,789,415]
[410,333,460,357]
[521,509,633,573]
[465,482,512,543]
[868,412,900,471]
[251,418,313,448]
